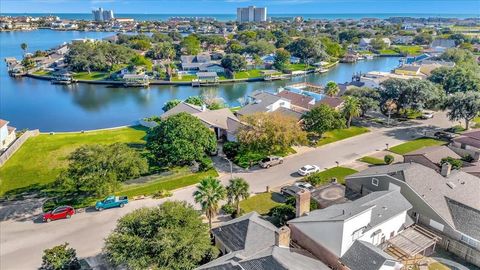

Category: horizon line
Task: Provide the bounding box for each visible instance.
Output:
[1,12,479,15]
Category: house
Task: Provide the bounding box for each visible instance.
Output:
[345,163,480,267]
[288,189,411,269]
[236,91,291,117]
[359,38,391,49]
[196,72,219,83]
[403,146,462,172]
[450,129,480,162]
[430,39,456,51]
[0,119,16,151]
[276,89,315,112]
[316,96,345,110]
[198,212,330,270]
[340,240,402,270]
[181,53,213,71]
[394,65,422,76]
[199,63,225,73]
[392,36,414,45]
[360,71,423,88]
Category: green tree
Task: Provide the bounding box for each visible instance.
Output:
[185,96,204,106]
[181,35,201,55]
[320,37,345,58]
[194,177,226,230]
[428,67,480,94]
[370,37,387,50]
[147,42,176,60]
[40,243,80,270]
[104,201,218,270]
[146,113,217,167]
[440,157,463,170]
[344,87,380,116]
[442,91,480,130]
[221,54,247,72]
[244,40,276,56]
[439,48,478,69]
[273,48,291,71]
[152,32,173,43]
[325,81,340,97]
[56,143,148,196]
[130,54,153,71]
[162,99,181,112]
[302,104,345,136]
[269,204,295,226]
[286,38,327,61]
[226,178,250,216]
[342,96,361,128]
[20,42,28,55]
[130,39,151,51]
[225,40,244,54]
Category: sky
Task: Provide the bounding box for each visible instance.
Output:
[1,0,479,14]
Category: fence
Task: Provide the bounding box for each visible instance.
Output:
[0,129,39,167]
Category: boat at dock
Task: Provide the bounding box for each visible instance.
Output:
[51,71,75,84]
[123,74,150,87]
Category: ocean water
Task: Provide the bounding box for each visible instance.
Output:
[2,13,479,21]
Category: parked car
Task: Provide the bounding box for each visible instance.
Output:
[95,196,128,211]
[280,185,303,197]
[259,156,284,168]
[43,206,75,223]
[294,182,315,191]
[419,110,434,119]
[297,165,320,176]
[434,131,458,140]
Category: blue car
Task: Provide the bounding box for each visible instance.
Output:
[95,196,128,211]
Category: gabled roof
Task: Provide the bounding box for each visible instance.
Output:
[340,240,398,270]
[453,129,480,149]
[277,90,314,110]
[347,163,480,236]
[316,96,344,109]
[161,102,203,119]
[236,91,285,116]
[0,119,9,128]
[193,108,239,130]
[431,39,456,48]
[404,146,461,164]
[446,198,480,240]
[274,107,303,121]
[211,212,278,255]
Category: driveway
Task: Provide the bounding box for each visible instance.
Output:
[0,115,454,270]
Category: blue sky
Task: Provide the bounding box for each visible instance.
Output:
[1,0,478,14]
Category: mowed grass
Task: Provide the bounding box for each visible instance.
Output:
[0,126,147,196]
[317,126,370,146]
[234,69,263,79]
[394,45,423,55]
[358,156,386,165]
[73,71,110,81]
[239,192,284,215]
[284,63,315,71]
[119,168,218,198]
[171,74,197,82]
[389,137,446,155]
[313,166,358,184]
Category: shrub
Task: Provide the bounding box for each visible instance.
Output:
[440,157,463,170]
[462,154,474,163]
[304,172,328,186]
[269,204,296,226]
[223,141,240,159]
[235,151,265,168]
[384,154,395,165]
[198,155,213,171]
[221,203,235,215]
[152,190,172,199]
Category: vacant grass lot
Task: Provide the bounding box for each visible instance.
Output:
[394,45,423,55]
[73,71,110,81]
[389,137,446,155]
[284,63,315,71]
[239,192,284,215]
[171,74,197,82]
[317,126,370,146]
[119,168,218,197]
[358,156,386,165]
[0,126,147,196]
[379,48,399,55]
[234,69,263,79]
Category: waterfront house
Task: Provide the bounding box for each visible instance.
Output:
[394,65,422,76]
[359,38,391,49]
[276,89,315,112]
[199,63,225,73]
[345,163,480,267]
[236,91,291,117]
[316,96,345,111]
[288,189,411,269]
[181,53,213,71]
[193,72,219,86]
[392,36,414,45]
[0,119,16,151]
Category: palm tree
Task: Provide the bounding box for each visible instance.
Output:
[20,43,28,56]
[226,178,250,216]
[342,96,361,128]
[325,81,339,97]
[194,177,226,230]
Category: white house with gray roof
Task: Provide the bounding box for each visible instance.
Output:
[236,91,292,117]
[345,163,480,267]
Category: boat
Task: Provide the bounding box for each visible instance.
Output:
[51,72,74,85]
[123,74,150,87]
[365,54,374,60]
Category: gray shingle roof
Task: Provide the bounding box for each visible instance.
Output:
[193,108,238,130]
[446,198,480,240]
[274,107,303,121]
[404,146,461,164]
[340,240,398,270]
[236,92,284,116]
[161,102,203,119]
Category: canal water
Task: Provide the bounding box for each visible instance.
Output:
[1,30,401,131]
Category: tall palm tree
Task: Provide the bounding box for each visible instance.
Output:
[325,81,339,97]
[20,43,28,56]
[342,96,361,128]
[226,178,250,216]
[194,177,226,230]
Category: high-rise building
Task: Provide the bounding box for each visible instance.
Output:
[236,6,267,23]
[92,8,114,22]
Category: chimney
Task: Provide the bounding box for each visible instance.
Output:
[441,162,452,177]
[275,226,291,248]
[295,189,311,217]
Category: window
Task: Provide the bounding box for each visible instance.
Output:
[352,227,364,241]
[461,234,479,248]
[372,178,379,186]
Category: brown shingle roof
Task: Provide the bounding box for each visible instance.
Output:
[316,97,344,109]
[277,90,314,110]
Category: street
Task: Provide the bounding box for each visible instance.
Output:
[0,115,454,269]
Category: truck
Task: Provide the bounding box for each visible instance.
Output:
[95,196,128,211]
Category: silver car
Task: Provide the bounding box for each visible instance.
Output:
[259,156,284,168]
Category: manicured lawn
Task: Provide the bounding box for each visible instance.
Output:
[239,192,284,215]
[317,126,370,146]
[234,69,263,79]
[389,137,446,155]
[311,166,358,185]
[284,63,315,71]
[393,45,423,55]
[32,69,52,76]
[0,126,148,196]
[379,49,400,55]
[73,71,110,81]
[119,168,218,198]
[171,74,197,82]
[358,156,386,165]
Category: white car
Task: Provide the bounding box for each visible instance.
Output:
[420,110,434,119]
[294,182,315,191]
[297,165,320,176]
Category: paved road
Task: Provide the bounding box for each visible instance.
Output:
[0,116,454,269]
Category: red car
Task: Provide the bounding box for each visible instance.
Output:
[43,206,75,223]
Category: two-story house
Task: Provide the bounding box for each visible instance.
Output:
[0,119,16,151]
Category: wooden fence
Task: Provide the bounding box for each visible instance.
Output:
[0,129,39,167]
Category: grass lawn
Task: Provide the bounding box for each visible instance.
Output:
[73,71,110,81]
[311,166,358,185]
[358,156,386,165]
[119,168,218,198]
[284,63,315,71]
[229,106,241,112]
[32,69,52,76]
[171,74,197,82]
[0,126,147,196]
[428,262,450,270]
[234,69,263,79]
[473,116,480,128]
[239,192,284,215]
[389,137,446,155]
[317,126,370,147]
[393,45,423,55]
[379,49,400,55]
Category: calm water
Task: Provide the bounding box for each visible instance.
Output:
[0,30,400,131]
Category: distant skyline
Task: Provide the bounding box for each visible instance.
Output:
[1,0,479,15]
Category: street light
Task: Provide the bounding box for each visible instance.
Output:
[223,156,233,179]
